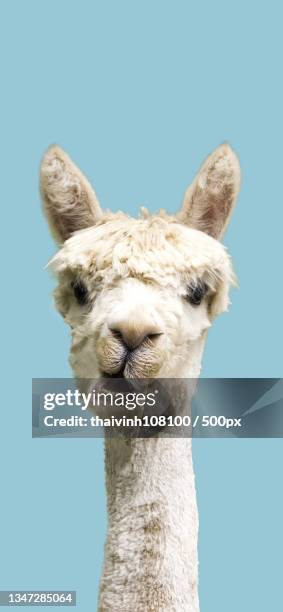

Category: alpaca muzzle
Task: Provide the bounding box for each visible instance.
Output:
[109,318,163,352]
[98,327,165,379]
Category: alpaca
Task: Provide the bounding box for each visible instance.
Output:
[40,143,240,612]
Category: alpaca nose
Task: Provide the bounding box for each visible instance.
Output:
[109,320,163,350]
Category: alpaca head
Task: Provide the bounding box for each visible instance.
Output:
[40,145,240,380]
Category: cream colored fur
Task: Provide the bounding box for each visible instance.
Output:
[40,143,240,611]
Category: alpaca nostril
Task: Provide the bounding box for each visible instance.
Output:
[147,332,164,342]
[111,328,124,343]
[109,324,163,351]
[110,327,147,351]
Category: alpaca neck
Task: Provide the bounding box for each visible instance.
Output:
[98,340,204,611]
[98,403,200,612]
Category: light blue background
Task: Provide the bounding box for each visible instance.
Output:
[1,1,282,610]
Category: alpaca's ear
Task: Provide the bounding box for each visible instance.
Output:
[40,145,102,243]
[178,144,241,240]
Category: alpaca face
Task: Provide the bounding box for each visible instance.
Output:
[50,214,234,379]
[41,144,240,379]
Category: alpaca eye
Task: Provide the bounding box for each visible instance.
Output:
[187,281,208,306]
[71,280,88,305]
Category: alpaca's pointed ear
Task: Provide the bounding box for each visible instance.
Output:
[178,144,241,240]
[40,145,102,243]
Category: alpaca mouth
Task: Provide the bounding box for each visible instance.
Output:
[99,338,164,380]
[102,368,125,379]
[100,365,154,392]
[100,369,142,394]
